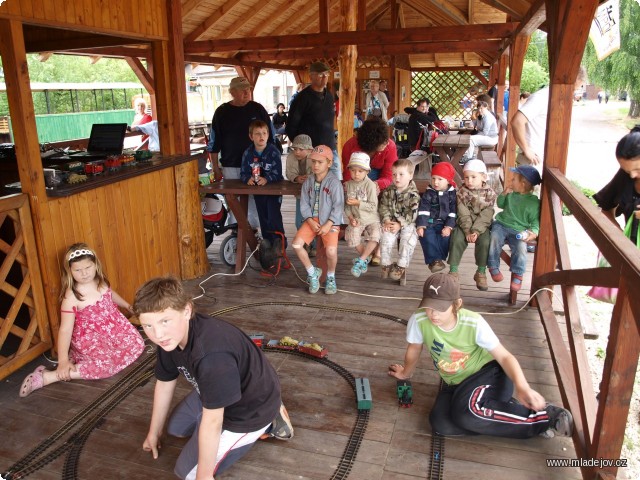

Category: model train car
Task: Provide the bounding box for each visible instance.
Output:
[355,378,372,410]
[249,334,265,348]
[397,379,413,407]
[265,336,328,358]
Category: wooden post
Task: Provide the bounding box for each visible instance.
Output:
[153,0,208,279]
[0,18,59,340]
[504,34,529,171]
[337,0,358,168]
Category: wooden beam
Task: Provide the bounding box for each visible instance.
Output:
[397,3,406,28]
[183,53,300,72]
[338,0,358,173]
[536,267,620,289]
[358,0,367,30]
[181,0,200,17]
[125,57,155,95]
[504,34,529,170]
[478,0,529,19]
[237,40,502,61]
[470,68,488,87]
[468,0,474,23]
[246,0,310,38]
[427,0,468,25]
[402,0,453,25]
[412,65,489,72]
[184,0,245,43]
[390,0,399,29]
[401,0,436,25]
[25,33,145,53]
[319,0,330,32]
[367,2,391,28]
[185,23,517,53]
[514,0,546,37]
[54,46,150,58]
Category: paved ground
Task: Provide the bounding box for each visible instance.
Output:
[565,99,631,190]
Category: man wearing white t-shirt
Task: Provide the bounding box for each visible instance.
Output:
[511,86,549,171]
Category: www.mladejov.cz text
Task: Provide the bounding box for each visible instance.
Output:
[546,458,628,468]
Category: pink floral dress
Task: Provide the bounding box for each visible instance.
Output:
[69,289,145,380]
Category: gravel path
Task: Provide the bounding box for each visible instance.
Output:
[563,99,638,479]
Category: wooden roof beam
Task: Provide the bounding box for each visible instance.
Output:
[53,46,151,59]
[367,1,390,29]
[478,0,530,20]
[412,65,489,72]
[358,0,367,30]
[247,0,309,38]
[427,0,468,25]
[25,33,144,53]
[185,23,517,53]
[183,53,303,72]
[319,0,330,32]
[401,0,451,26]
[181,0,201,18]
[401,0,436,25]
[184,0,245,43]
[125,57,155,95]
[238,40,502,61]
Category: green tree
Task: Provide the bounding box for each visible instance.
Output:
[520,61,549,93]
[583,0,640,117]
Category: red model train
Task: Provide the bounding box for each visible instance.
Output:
[253,335,328,358]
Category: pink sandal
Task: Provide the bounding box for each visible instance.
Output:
[19,365,46,397]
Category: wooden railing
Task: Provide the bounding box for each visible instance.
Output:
[0,194,52,379]
[534,168,640,480]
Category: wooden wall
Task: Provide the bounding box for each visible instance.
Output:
[0,0,168,40]
[396,69,412,112]
[38,170,182,341]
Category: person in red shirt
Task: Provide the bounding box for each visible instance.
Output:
[342,117,398,193]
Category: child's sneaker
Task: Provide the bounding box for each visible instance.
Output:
[307,267,322,294]
[540,404,573,438]
[351,258,368,278]
[267,403,294,440]
[325,276,337,294]
[448,271,459,279]
[381,265,391,279]
[389,264,405,281]
[510,273,523,291]
[489,268,504,282]
[429,260,446,273]
[473,271,488,291]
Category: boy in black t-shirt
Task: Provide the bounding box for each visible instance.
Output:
[134,277,293,480]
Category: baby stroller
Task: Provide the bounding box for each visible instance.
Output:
[202,194,238,267]
[392,113,411,159]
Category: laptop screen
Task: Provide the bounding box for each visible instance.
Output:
[86,123,127,154]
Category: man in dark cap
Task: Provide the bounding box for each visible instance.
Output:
[286,62,341,178]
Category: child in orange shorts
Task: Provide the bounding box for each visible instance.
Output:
[291,145,344,295]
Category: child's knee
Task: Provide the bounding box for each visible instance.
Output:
[325,246,338,257]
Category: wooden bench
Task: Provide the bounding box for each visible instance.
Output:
[479,149,503,195]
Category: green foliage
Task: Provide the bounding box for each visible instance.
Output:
[0,54,144,116]
[521,61,549,94]
[531,31,549,72]
[562,180,598,216]
[524,43,539,62]
[583,0,640,109]
[596,347,606,359]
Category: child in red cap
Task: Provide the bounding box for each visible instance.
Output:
[416,162,457,272]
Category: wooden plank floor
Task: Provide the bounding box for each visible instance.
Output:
[1,195,581,480]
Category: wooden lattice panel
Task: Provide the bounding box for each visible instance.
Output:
[412,71,487,120]
[0,194,52,380]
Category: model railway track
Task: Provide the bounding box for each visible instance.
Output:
[2,352,156,480]
[427,380,447,480]
[264,347,368,480]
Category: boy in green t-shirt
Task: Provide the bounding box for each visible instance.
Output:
[388,273,573,439]
[487,165,541,291]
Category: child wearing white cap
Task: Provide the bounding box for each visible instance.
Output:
[447,159,497,291]
[344,152,382,277]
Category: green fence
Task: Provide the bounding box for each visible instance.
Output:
[7,110,135,143]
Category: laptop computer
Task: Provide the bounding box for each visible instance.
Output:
[69,123,127,160]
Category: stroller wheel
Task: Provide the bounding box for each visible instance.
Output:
[220,234,237,267]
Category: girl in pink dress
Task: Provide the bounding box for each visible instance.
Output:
[20,243,145,397]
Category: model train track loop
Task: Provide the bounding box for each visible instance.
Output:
[2,353,156,480]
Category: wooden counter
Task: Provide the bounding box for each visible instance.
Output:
[46,152,204,197]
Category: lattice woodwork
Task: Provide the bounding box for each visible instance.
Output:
[0,194,52,380]
[312,56,392,70]
[412,71,488,120]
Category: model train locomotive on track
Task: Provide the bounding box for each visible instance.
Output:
[250,334,372,411]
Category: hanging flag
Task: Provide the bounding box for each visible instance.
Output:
[589,0,621,60]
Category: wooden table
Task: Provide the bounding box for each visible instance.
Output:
[431,134,470,185]
[200,180,303,273]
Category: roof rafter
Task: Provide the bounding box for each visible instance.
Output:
[184,0,245,43]
[184,53,303,72]
[185,23,517,53]
[427,0,468,25]
[478,0,530,20]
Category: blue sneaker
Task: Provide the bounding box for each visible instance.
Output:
[350,258,368,278]
[307,267,322,294]
[325,276,337,294]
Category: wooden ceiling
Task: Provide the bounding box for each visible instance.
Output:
[17,0,545,73]
[180,0,543,72]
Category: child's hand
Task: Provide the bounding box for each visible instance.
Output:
[306,218,320,231]
[441,226,452,237]
[349,217,359,227]
[502,187,513,195]
[256,176,267,186]
[317,222,334,236]
[416,227,425,238]
[514,385,546,412]
[388,363,410,380]
[294,175,307,184]
[384,221,400,234]
[247,178,255,186]
[346,198,360,206]
[143,433,162,459]
[466,232,478,243]
[56,359,76,382]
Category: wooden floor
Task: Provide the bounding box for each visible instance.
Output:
[0,196,581,480]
